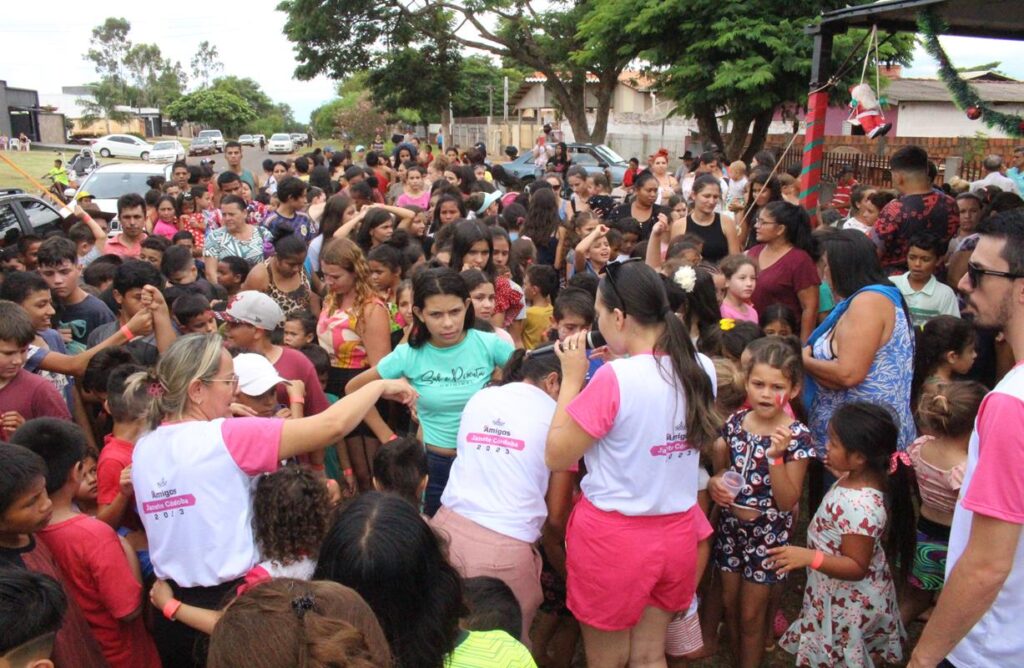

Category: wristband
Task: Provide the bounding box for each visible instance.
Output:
[119,324,136,341]
[771,457,784,467]
[343,468,354,477]
[309,463,325,471]
[387,434,399,442]
[162,599,183,621]
[289,395,305,404]
[810,550,825,570]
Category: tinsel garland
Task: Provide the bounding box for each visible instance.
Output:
[917,8,1024,136]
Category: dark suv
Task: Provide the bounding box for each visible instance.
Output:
[0,189,66,244]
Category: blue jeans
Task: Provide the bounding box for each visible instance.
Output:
[425,450,456,517]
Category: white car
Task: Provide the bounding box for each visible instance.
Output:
[149,140,186,163]
[196,129,225,151]
[238,134,256,146]
[90,134,154,160]
[267,133,294,154]
[73,163,174,217]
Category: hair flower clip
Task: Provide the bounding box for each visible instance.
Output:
[148,382,166,397]
[720,318,736,331]
[673,265,697,293]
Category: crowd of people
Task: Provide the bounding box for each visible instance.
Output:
[0,133,1022,668]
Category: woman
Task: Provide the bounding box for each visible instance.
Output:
[546,260,719,666]
[266,161,289,197]
[152,195,180,240]
[736,170,782,250]
[608,171,672,240]
[450,220,524,345]
[429,194,466,235]
[804,229,916,460]
[126,333,414,667]
[747,201,820,341]
[677,174,740,264]
[650,148,680,205]
[945,191,991,288]
[347,267,514,516]
[317,237,392,492]
[522,186,563,268]
[433,349,574,644]
[203,195,272,283]
[207,579,393,668]
[315,493,535,668]
[396,164,431,210]
[242,229,321,316]
[551,142,572,194]
[307,194,359,275]
[566,165,591,216]
[355,208,394,254]
[387,160,408,204]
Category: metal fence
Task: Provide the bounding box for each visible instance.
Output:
[780,149,988,188]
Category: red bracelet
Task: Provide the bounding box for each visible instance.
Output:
[119,324,135,341]
[343,468,354,477]
[387,434,399,442]
[771,457,784,467]
[810,550,825,570]
[162,599,182,621]
[289,395,305,404]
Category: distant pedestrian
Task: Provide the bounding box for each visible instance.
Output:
[18,133,29,151]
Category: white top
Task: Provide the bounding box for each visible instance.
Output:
[132,417,284,587]
[970,171,1021,196]
[566,353,716,515]
[843,217,872,234]
[947,364,1024,667]
[442,382,556,542]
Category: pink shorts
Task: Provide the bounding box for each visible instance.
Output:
[566,497,713,631]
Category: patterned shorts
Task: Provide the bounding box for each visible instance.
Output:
[713,507,792,585]
[909,515,950,592]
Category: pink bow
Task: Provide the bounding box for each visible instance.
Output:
[889,450,911,474]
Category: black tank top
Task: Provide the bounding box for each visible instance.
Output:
[687,213,729,263]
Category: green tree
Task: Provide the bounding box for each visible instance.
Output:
[123,44,186,108]
[310,73,375,139]
[579,0,915,160]
[366,40,461,136]
[452,56,524,118]
[164,89,256,136]
[210,76,275,116]
[277,0,628,143]
[81,17,134,125]
[190,41,223,89]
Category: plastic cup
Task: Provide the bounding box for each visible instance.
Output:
[721,471,745,500]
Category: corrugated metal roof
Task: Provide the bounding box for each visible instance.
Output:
[885,79,1024,103]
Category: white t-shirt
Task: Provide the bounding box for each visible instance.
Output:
[566,353,716,516]
[442,382,556,542]
[132,417,284,587]
[946,364,1024,667]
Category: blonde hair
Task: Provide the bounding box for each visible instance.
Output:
[123,333,226,428]
[917,380,986,438]
[713,356,747,414]
[321,237,376,323]
[728,160,747,177]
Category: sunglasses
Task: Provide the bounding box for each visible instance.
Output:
[966,262,1024,288]
[603,257,641,314]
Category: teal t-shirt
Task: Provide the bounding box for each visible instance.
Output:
[377,329,514,448]
[818,282,835,314]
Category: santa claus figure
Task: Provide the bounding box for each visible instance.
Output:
[850,83,892,139]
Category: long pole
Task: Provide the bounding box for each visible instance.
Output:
[800,29,834,226]
[0,151,71,215]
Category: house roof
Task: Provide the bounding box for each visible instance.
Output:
[885,78,1024,103]
[510,70,654,107]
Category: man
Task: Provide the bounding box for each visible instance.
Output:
[909,209,1024,668]
[214,170,244,209]
[219,290,329,420]
[872,145,958,273]
[1007,147,1024,194]
[970,154,1021,196]
[223,141,256,190]
[170,161,190,192]
[105,193,148,259]
[35,237,114,354]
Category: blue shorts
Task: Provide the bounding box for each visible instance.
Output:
[713,507,792,585]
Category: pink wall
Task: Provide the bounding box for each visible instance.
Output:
[773,104,901,137]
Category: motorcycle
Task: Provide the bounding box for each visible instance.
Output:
[67,148,99,181]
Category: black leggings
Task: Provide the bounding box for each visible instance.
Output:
[151,578,241,668]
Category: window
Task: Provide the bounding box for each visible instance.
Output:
[0,203,20,244]
[21,198,62,234]
[570,149,599,166]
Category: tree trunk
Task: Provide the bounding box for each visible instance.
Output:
[547,76,593,144]
[695,106,724,155]
[723,111,755,163]
[588,71,618,145]
[740,108,776,164]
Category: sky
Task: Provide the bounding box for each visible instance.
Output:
[4,2,1024,124]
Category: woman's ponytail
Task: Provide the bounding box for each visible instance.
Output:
[660,306,721,452]
[887,458,916,581]
[499,347,562,386]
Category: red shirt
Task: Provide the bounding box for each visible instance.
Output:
[873,190,959,272]
[274,346,330,416]
[38,515,160,668]
[97,434,143,531]
[0,369,70,438]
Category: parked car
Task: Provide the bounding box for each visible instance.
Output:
[502,143,630,186]
[196,129,225,152]
[90,134,154,161]
[72,163,174,217]
[149,140,186,163]
[238,134,256,146]
[0,189,67,242]
[290,133,308,148]
[268,133,295,154]
[189,136,217,156]
[254,134,266,146]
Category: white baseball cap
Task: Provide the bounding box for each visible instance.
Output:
[217,291,284,331]
[234,353,288,396]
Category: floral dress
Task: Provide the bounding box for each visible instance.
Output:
[203,225,272,267]
[779,482,905,667]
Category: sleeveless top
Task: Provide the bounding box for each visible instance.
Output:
[687,213,729,263]
[317,298,385,370]
[808,298,917,455]
[265,260,312,314]
[907,435,965,515]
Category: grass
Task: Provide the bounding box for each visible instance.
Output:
[0,149,139,194]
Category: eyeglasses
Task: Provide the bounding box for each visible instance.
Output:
[755,218,778,227]
[966,262,1024,288]
[207,373,239,388]
[603,257,641,314]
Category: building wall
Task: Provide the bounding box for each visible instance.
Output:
[896,102,1024,138]
[37,112,66,144]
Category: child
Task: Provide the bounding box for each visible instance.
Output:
[152,195,180,240]
[523,264,559,350]
[463,576,522,640]
[841,185,876,233]
[718,254,758,323]
[623,157,639,190]
[36,237,115,353]
[233,353,306,420]
[283,309,317,349]
[177,190,207,252]
[758,303,799,339]
[139,236,168,269]
[698,319,763,364]
[725,160,748,210]
[216,255,250,298]
[911,314,977,407]
[395,279,414,340]
[769,402,912,667]
[195,186,222,232]
[96,363,147,537]
[572,222,611,278]
[13,418,160,668]
[891,232,960,328]
[74,448,99,516]
[900,380,986,627]
[68,206,108,267]
[462,270,514,345]
[0,568,68,668]
[372,436,428,509]
[510,237,536,286]
[0,302,71,430]
[610,218,641,260]
[564,211,598,278]
[171,293,218,334]
[299,343,358,496]
[708,338,815,668]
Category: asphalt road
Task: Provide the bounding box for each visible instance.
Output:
[185,143,306,182]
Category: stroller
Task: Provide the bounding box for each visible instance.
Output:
[67,148,98,180]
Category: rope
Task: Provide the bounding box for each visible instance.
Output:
[738,130,801,227]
